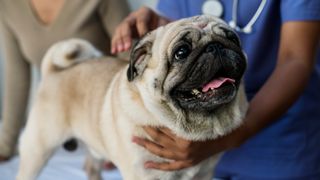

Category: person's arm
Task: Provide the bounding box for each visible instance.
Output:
[132,21,320,170]
[0,15,31,160]
[234,21,320,138]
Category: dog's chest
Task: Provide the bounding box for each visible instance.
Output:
[131,152,217,180]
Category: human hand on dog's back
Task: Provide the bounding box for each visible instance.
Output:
[111,7,170,54]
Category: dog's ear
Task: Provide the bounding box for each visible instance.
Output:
[127,33,155,82]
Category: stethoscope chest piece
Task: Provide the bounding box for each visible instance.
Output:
[202,0,223,17]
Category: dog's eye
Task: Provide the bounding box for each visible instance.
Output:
[219,27,241,47]
[226,31,240,47]
[174,44,191,60]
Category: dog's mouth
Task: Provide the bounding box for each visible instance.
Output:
[171,74,237,111]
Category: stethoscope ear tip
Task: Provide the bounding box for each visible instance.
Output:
[229,21,252,34]
[242,26,252,34]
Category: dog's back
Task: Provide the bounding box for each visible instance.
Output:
[16,39,128,180]
[38,38,127,129]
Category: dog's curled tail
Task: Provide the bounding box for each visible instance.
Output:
[41,38,102,76]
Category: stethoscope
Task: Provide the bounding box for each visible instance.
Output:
[202,0,267,34]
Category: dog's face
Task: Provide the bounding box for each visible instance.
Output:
[127,15,247,140]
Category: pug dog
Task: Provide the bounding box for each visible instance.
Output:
[16,15,247,180]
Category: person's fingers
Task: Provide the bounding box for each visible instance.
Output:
[112,24,132,53]
[123,41,131,51]
[111,7,161,54]
[143,127,175,145]
[132,136,162,147]
[136,17,150,37]
[119,23,133,51]
[132,136,191,160]
[111,27,123,54]
[142,127,199,160]
[116,42,124,53]
[111,35,120,54]
[132,136,182,160]
[144,160,194,171]
[111,34,118,54]
[111,46,116,54]
[154,127,194,151]
[134,6,158,36]
[157,127,177,140]
[111,16,136,54]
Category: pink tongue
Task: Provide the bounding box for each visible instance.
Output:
[202,78,235,92]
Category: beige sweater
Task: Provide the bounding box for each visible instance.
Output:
[0,0,129,157]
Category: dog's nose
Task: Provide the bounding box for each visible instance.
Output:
[205,43,222,53]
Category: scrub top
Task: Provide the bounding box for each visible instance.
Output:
[157,0,320,179]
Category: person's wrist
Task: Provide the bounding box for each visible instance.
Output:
[224,123,253,150]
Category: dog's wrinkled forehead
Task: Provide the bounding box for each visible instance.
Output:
[153,15,240,55]
[165,15,235,39]
[189,15,232,35]
[132,15,236,52]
